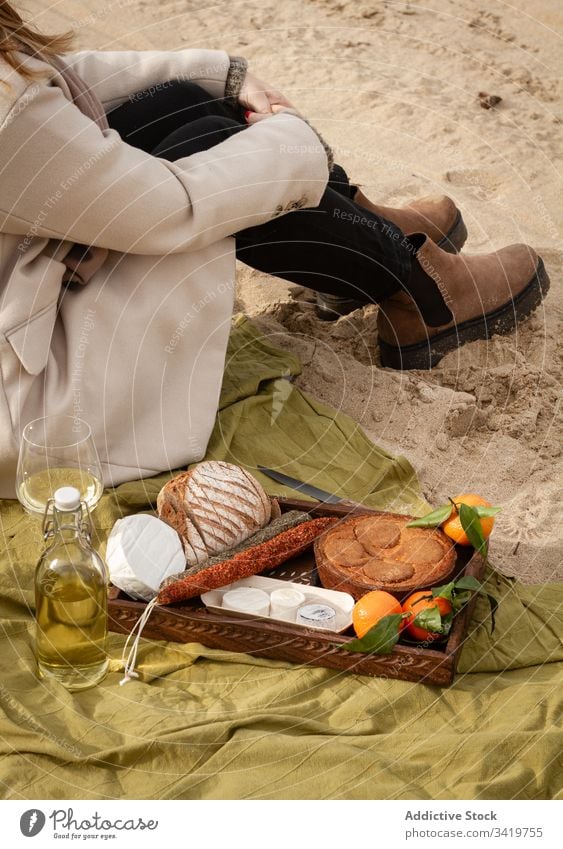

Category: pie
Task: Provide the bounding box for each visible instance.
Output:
[314,512,457,600]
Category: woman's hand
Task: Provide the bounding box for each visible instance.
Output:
[245,103,303,125]
[238,71,296,118]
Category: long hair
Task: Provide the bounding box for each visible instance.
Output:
[0,1,75,84]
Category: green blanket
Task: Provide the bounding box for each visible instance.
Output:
[1,316,561,799]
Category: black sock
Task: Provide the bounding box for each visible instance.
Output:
[401,234,453,326]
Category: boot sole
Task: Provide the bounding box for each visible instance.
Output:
[436,210,467,253]
[316,210,467,320]
[379,257,551,370]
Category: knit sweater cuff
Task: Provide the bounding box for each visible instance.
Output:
[225,55,248,104]
[225,57,333,172]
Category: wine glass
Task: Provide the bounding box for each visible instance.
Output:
[16,415,104,518]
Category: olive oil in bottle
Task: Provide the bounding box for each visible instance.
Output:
[35,486,109,691]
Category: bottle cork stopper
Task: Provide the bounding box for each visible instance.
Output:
[54,486,81,511]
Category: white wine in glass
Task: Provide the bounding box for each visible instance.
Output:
[16,416,104,517]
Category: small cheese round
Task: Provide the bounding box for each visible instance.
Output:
[296,603,337,630]
[222,587,270,616]
[270,588,306,621]
[106,514,185,601]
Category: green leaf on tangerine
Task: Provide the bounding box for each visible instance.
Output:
[474,505,501,518]
[452,576,484,592]
[440,612,454,634]
[432,580,456,603]
[459,503,488,555]
[341,613,403,655]
[435,574,498,634]
[406,503,453,529]
[412,606,442,633]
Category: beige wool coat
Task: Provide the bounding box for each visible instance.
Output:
[0,47,329,498]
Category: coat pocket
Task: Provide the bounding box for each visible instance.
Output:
[5,300,58,375]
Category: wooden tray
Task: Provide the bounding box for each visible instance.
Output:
[108,499,485,686]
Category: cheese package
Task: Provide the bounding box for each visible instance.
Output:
[107,514,185,601]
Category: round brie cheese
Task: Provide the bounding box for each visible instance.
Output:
[106,514,185,601]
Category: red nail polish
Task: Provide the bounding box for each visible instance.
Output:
[244,110,252,121]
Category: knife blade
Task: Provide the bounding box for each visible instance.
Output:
[257,466,350,504]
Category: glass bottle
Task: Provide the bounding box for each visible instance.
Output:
[35,486,109,691]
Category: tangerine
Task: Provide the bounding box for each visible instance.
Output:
[352,590,402,639]
[401,590,453,642]
[442,493,495,546]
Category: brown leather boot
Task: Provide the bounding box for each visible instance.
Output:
[353,189,467,254]
[316,192,467,320]
[377,234,550,369]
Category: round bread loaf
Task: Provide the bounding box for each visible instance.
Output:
[157,461,273,566]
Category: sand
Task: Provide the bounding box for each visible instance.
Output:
[30,0,562,583]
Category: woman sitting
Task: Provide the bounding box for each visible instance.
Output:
[0,2,549,497]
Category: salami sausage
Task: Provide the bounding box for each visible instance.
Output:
[157,516,335,604]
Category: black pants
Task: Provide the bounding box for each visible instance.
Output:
[106,81,411,301]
